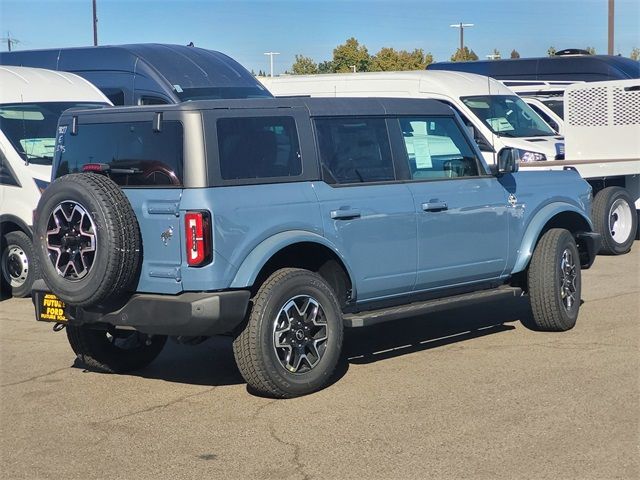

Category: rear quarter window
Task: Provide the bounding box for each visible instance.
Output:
[54,120,184,187]
[216,116,301,181]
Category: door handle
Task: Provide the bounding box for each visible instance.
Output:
[331,208,361,220]
[422,201,448,212]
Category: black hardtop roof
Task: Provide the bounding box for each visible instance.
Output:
[63,97,455,118]
[0,43,261,89]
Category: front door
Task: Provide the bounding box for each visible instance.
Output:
[394,116,509,291]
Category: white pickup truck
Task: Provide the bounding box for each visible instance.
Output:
[522,79,639,255]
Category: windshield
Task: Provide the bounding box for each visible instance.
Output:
[541,99,565,119]
[461,95,556,137]
[0,102,107,165]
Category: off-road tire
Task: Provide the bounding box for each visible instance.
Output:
[527,228,581,332]
[66,325,167,373]
[233,268,344,398]
[593,187,637,255]
[34,173,141,307]
[1,231,38,298]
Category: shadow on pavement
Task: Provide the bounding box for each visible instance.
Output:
[121,294,532,389]
[344,295,531,365]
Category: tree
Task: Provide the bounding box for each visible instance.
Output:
[450,47,478,62]
[489,48,501,60]
[291,54,318,75]
[547,46,557,57]
[317,60,335,74]
[585,46,596,55]
[332,37,370,73]
[510,49,520,59]
[631,47,640,61]
[370,47,433,71]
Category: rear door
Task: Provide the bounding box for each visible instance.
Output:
[312,117,417,301]
[390,116,509,291]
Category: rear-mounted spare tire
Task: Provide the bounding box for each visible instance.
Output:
[34,173,141,307]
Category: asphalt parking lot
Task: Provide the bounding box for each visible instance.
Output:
[1,245,638,480]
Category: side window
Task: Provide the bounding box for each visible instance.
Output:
[217,116,301,181]
[397,117,480,180]
[0,150,20,187]
[139,96,169,106]
[527,103,559,132]
[314,117,394,184]
[100,88,125,106]
[55,121,184,186]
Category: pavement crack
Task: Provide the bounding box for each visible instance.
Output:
[268,424,312,480]
[585,291,640,303]
[0,366,69,387]
[98,387,216,424]
[251,399,278,419]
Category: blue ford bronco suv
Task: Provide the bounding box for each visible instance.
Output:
[32,97,600,397]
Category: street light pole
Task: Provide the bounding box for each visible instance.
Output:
[92,0,98,46]
[608,0,614,55]
[264,52,280,77]
[450,22,474,52]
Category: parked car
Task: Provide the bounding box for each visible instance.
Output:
[0,66,111,297]
[521,79,640,254]
[0,44,272,105]
[32,97,599,397]
[428,54,640,82]
[259,71,565,166]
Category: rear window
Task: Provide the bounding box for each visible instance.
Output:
[217,116,302,181]
[54,121,183,186]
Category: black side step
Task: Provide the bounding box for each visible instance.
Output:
[343,287,522,328]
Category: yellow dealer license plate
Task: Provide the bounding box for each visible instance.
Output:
[38,293,68,323]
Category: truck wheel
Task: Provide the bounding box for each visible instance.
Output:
[233,268,344,398]
[593,187,637,255]
[527,229,581,332]
[1,231,38,298]
[34,173,141,307]
[66,325,167,373]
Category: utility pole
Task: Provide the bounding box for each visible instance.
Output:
[450,22,474,52]
[92,0,98,46]
[2,32,20,51]
[608,0,614,55]
[263,52,280,77]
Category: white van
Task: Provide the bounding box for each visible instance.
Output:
[259,71,565,165]
[1,66,111,297]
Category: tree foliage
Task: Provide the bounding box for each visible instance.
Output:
[332,37,370,72]
[631,47,640,61]
[370,47,433,71]
[510,49,521,59]
[291,54,319,75]
[547,46,557,57]
[450,47,478,62]
[585,46,596,55]
[289,38,434,74]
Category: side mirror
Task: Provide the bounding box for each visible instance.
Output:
[496,148,520,174]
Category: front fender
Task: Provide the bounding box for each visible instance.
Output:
[511,202,593,274]
[230,230,356,290]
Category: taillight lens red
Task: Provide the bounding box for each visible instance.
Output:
[185,211,212,267]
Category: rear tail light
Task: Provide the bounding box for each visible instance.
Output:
[185,211,212,267]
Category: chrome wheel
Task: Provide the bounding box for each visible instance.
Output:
[46,201,97,280]
[609,198,633,245]
[559,249,578,310]
[272,295,328,374]
[2,244,29,287]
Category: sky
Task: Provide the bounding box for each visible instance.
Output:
[1,0,639,74]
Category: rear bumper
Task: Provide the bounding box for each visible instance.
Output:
[576,231,601,269]
[32,280,251,336]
